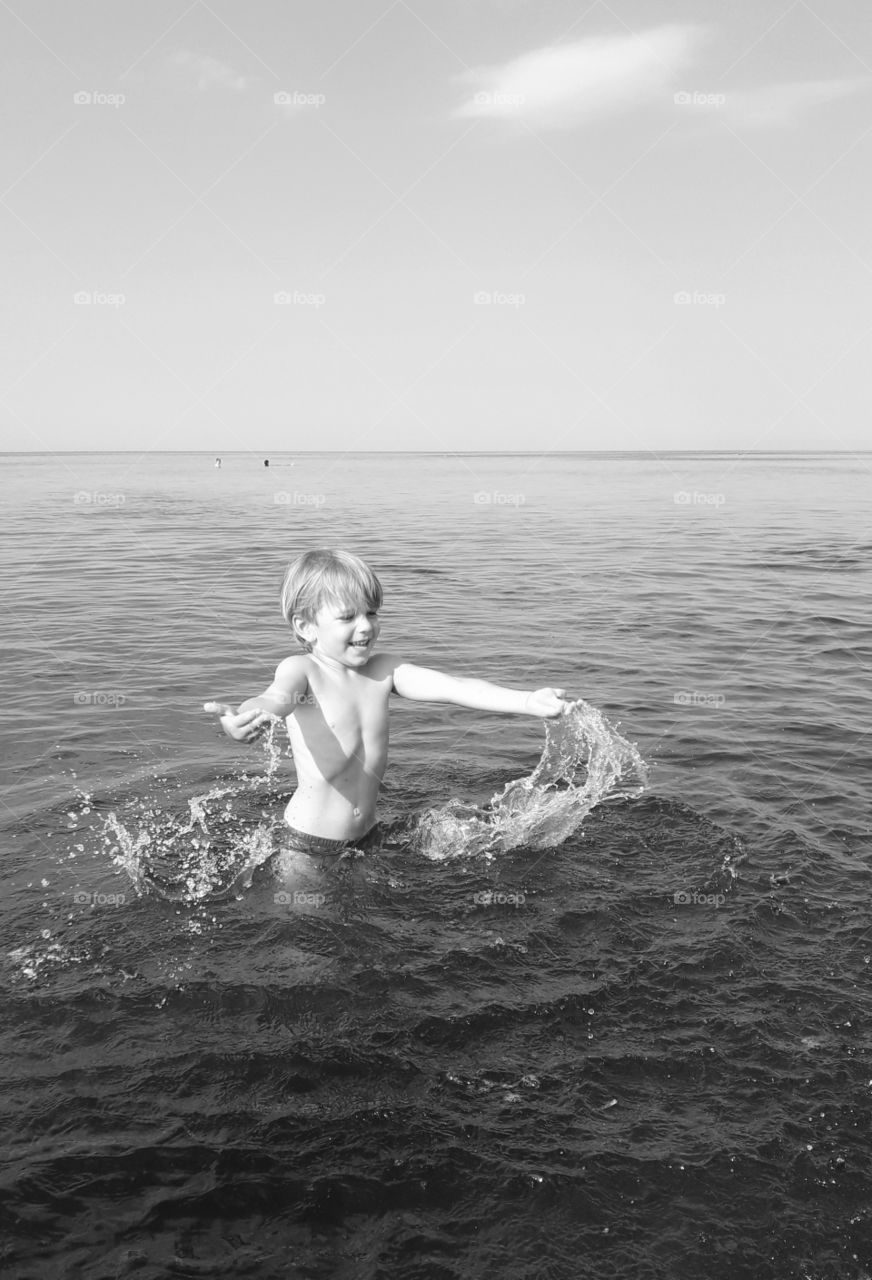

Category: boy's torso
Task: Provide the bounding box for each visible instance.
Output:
[283,652,397,840]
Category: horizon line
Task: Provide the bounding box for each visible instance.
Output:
[3,449,869,457]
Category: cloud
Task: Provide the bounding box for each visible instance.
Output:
[722,78,869,129]
[456,26,700,129]
[169,51,248,92]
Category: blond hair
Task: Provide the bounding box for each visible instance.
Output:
[280,549,383,651]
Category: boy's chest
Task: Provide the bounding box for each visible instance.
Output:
[304,669,391,737]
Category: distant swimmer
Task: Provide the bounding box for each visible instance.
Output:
[264,459,270,467]
[215,458,221,468]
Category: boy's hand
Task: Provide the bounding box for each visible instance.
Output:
[525,687,571,718]
[203,701,277,742]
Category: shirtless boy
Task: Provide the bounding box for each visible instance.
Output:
[206,549,569,854]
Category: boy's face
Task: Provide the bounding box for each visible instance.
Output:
[298,598,380,668]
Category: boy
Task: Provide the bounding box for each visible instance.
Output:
[206,549,569,854]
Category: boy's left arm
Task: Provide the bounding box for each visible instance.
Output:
[392,662,570,717]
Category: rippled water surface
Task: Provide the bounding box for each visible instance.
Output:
[1,451,871,1279]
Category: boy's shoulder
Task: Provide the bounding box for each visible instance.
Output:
[363,651,404,679]
[273,653,312,685]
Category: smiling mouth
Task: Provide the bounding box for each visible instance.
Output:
[349,640,370,647]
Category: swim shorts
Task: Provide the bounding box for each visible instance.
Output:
[284,823,381,855]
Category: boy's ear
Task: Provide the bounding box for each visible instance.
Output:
[292,613,314,643]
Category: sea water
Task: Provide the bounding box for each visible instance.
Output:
[2,451,871,1280]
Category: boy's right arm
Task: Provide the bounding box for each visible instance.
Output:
[204,656,308,743]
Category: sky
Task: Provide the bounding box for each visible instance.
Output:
[1,0,870,452]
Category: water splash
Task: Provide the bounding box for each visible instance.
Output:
[414,699,647,860]
[103,721,288,904]
[239,717,286,787]
[90,706,645,896]
[7,933,91,983]
[105,786,278,903]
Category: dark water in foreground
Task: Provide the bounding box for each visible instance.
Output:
[2,451,871,1279]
